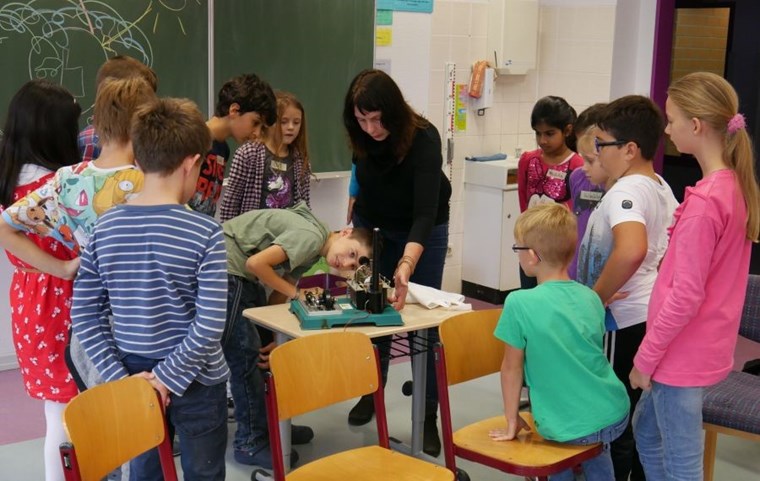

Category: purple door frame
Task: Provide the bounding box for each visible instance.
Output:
[650,0,676,173]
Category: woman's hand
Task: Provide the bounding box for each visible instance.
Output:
[346,196,356,225]
[390,261,412,310]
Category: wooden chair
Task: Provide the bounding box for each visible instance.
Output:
[264,331,453,481]
[60,376,177,481]
[435,309,603,481]
[703,274,760,481]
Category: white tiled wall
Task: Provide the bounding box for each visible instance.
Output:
[428,0,617,293]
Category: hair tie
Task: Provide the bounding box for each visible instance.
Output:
[727,113,746,135]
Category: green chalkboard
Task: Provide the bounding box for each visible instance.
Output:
[0,0,208,130]
[214,0,374,173]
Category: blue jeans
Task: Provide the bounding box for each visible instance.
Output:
[222,275,269,453]
[121,355,227,481]
[632,382,704,481]
[550,413,629,481]
[352,215,449,401]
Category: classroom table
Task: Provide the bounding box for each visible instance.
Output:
[242,302,461,472]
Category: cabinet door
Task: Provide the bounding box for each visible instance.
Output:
[463,184,503,289]
[499,189,521,291]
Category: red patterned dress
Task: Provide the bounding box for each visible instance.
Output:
[1,167,78,402]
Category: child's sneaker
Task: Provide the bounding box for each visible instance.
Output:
[234,444,299,469]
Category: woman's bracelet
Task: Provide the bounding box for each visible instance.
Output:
[396,255,416,275]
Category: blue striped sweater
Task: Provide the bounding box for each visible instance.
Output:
[71,204,229,395]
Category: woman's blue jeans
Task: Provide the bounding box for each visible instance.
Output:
[632,382,704,481]
[550,413,629,481]
[352,214,449,401]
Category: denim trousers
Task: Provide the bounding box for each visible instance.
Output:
[222,274,269,453]
[121,355,227,481]
[632,381,704,481]
[352,214,449,401]
[549,413,629,481]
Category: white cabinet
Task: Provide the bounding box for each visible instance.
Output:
[462,160,521,303]
[486,0,539,75]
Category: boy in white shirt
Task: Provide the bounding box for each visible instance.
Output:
[577,95,678,481]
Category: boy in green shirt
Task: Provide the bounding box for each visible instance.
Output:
[222,201,372,469]
[491,203,629,481]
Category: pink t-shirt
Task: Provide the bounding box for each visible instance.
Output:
[517,149,584,212]
[634,170,751,387]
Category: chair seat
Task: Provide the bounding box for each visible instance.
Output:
[704,371,760,435]
[452,414,602,475]
[286,445,454,481]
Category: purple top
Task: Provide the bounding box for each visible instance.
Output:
[568,168,604,280]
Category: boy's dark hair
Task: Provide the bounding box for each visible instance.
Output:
[96,55,158,92]
[215,74,277,125]
[531,96,578,151]
[0,80,81,206]
[574,103,607,137]
[347,227,375,252]
[598,95,664,161]
[131,98,211,176]
[343,69,429,162]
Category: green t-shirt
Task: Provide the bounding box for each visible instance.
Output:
[493,281,629,442]
[223,201,329,282]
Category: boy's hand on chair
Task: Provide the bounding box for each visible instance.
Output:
[132,371,172,407]
[489,414,531,441]
[629,366,652,391]
[258,341,277,369]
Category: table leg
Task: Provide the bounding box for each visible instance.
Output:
[274,331,292,473]
[409,328,428,455]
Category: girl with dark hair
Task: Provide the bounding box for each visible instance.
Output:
[0,79,80,481]
[517,95,584,288]
[342,69,452,457]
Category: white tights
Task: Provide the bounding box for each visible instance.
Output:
[44,400,67,481]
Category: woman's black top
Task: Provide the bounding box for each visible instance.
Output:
[353,123,451,245]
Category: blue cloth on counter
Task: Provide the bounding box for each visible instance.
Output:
[465,153,508,161]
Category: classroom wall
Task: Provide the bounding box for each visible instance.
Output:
[0,0,633,370]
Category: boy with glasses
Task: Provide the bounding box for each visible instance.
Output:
[492,203,629,481]
[576,95,678,481]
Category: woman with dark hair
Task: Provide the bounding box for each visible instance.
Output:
[343,69,451,457]
[0,79,81,481]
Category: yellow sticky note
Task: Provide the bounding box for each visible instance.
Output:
[376,27,392,47]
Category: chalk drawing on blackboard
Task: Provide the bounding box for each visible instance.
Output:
[0,0,195,120]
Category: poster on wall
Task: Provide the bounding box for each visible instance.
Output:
[377,0,433,14]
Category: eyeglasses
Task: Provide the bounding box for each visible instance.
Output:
[512,244,542,262]
[594,138,629,154]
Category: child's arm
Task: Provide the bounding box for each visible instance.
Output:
[246,245,299,300]
[71,241,129,382]
[0,217,79,279]
[592,221,647,305]
[633,210,719,384]
[153,228,229,396]
[219,142,262,222]
[517,153,529,212]
[490,345,530,441]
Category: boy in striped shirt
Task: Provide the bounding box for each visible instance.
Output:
[72,98,229,480]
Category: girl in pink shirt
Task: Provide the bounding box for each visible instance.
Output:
[629,72,760,481]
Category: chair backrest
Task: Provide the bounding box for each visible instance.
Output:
[438,309,503,386]
[61,376,176,481]
[740,274,760,343]
[269,332,379,420]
